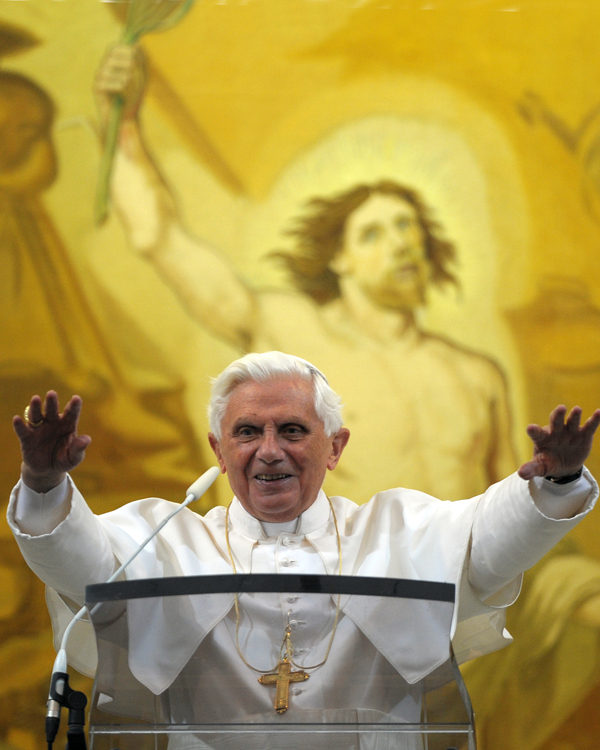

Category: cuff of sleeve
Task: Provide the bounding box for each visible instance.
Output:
[10,476,72,537]
[479,573,523,609]
[530,468,596,520]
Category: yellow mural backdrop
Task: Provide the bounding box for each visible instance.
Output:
[1,1,600,748]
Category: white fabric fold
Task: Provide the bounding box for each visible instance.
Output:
[14,477,71,537]
[7,470,598,694]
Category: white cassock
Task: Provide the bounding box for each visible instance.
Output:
[7,470,598,749]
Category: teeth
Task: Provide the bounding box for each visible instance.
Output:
[256,474,289,481]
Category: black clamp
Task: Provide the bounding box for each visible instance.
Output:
[47,672,88,750]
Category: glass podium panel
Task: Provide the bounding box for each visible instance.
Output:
[85,575,475,750]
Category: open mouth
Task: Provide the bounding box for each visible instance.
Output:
[255,474,292,482]
[394,263,419,280]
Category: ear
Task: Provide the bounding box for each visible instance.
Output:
[327,428,350,471]
[208,433,227,474]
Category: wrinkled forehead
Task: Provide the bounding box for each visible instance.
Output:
[223,375,320,423]
[227,369,313,394]
[227,373,314,404]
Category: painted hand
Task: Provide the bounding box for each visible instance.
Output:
[94,43,146,125]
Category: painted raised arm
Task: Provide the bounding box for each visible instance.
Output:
[94,44,257,349]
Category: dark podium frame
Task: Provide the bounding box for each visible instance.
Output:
[85,574,476,750]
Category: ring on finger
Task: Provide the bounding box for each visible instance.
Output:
[24,405,44,428]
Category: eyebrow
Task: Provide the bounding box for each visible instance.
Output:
[230,417,311,431]
[361,220,380,230]
[359,221,381,235]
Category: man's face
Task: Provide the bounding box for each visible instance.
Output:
[333,193,429,311]
[208,376,349,523]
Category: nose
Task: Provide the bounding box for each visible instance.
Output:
[391,229,411,255]
[256,431,285,463]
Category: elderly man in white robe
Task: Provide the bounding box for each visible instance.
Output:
[7,351,600,744]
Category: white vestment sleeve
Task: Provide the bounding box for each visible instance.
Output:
[469,469,597,601]
[13,477,71,536]
[529,473,593,518]
[7,475,116,606]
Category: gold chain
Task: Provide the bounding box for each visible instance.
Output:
[224,497,342,674]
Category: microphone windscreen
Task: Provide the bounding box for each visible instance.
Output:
[185,466,220,502]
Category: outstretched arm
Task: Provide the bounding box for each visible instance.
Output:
[13,392,91,493]
[10,393,117,622]
[95,45,257,349]
[468,406,600,604]
[518,405,600,480]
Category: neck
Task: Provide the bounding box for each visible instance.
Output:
[338,277,420,344]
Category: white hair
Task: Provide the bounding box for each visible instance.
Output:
[208,351,344,440]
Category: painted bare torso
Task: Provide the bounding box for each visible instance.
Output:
[254,292,516,502]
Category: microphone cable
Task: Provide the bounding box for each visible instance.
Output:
[45,466,220,749]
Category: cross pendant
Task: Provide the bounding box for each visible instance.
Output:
[258,658,309,713]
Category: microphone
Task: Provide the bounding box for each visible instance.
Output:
[45,649,67,747]
[45,466,220,748]
[184,469,221,505]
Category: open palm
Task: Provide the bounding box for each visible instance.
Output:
[13,392,91,492]
[518,405,600,480]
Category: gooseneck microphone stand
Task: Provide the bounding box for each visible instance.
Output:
[47,668,87,750]
[44,467,221,750]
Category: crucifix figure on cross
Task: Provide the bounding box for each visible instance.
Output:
[258,658,310,713]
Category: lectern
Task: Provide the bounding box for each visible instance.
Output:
[85,574,476,749]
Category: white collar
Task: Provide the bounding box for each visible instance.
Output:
[228,489,331,540]
[261,517,298,538]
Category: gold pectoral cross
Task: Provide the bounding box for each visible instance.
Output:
[258,658,309,713]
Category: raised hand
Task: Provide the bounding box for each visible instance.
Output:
[518,405,600,480]
[13,392,91,493]
[94,44,146,127]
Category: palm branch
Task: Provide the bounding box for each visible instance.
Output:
[95,0,195,225]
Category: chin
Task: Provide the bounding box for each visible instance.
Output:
[366,283,424,310]
[382,289,426,311]
[249,497,301,522]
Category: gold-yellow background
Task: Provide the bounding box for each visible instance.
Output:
[1,1,600,749]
